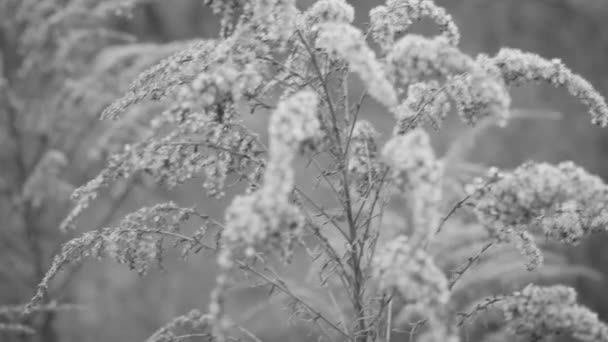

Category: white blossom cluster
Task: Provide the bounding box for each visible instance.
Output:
[373,235,449,307]
[220,90,320,267]
[304,0,354,26]
[387,35,474,86]
[469,162,608,241]
[382,129,443,240]
[498,284,608,341]
[392,80,451,133]
[467,161,608,268]
[370,0,460,51]
[316,22,398,107]
[101,39,217,120]
[348,120,382,197]
[446,57,511,126]
[248,0,299,43]
[387,35,511,126]
[27,202,202,313]
[492,48,608,127]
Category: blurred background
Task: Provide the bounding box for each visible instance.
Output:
[2,0,608,341]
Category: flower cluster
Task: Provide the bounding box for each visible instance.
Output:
[387,35,512,126]
[387,35,473,87]
[304,0,354,26]
[101,39,217,120]
[446,57,511,126]
[248,0,299,43]
[469,161,608,242]
[382,129,443,239]
[220,90,320,266]
[348,120,382,197]
[498,284,608,341]
[392,80,451,133]
[28,202,206,313]
[63,60,267,230]
[145,309,210,342]
[491,48,608,127]
[316,22,398,107]
[373,235,449,307]
[370,0,460,51]
[467,161,608,269]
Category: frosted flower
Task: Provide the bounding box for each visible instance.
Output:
[348,120,382,196]
[492,48,608,127]
[373,236,450,306]
[387,35,474,86]
[304,0,354,26]
[370,0,460,49]
[499,284,608,341]
[392,80,451,133]
[316,22,397,107]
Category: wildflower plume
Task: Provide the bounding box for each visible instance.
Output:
[316,22,398,107]
[370,0,460,50]
[382,129,443,240]
[498,284,608,341]
[304,0,354,26]
[492,48,608,126]
[373,235,449,307]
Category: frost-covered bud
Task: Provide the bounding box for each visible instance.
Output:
[370,0,460,49]
[348,120,382,196]
[373,236,450,306]
[268,89,320,154]
[492,48,608,127]
[392,81,451,133]
[304,0,354,26]
[387,35,474,86]
[316,23,398,107]
[498,284,608,342]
